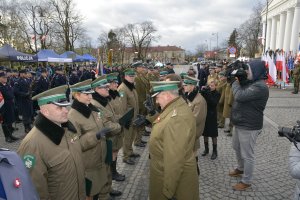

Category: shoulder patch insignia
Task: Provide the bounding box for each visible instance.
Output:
[23,154,36,169]
[171,109,177,117]
[119,91,124,97]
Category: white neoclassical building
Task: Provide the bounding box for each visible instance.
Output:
[261,0,300,53]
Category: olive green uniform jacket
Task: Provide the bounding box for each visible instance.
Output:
[186,90,207,152]
[223,83,234,118]
[117,79,139,119]
[17,113,85,200]
[135,72,150,115]
[68,99,116,197]
[149,97,199,200]
[91,93,122,151]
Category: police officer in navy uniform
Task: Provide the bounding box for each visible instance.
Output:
[34,68,49,95]
[69,68,80,85]
[0,148,39,199]
[14,69,33,133]
[51,66,67,88]
[0,72,19,143]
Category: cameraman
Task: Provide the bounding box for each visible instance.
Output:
[228,59,269,191]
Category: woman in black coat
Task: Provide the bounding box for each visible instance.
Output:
[201,81,220,160]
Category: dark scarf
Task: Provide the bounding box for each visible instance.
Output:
[186,89,198,102]
[92,92,109,107]
[109,89,120,99]
[71,99,99,118]
[35,113,77,145]
[123,79,135,91]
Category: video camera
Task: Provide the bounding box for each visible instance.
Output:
[226,60,249,86]
[278,121,300,149]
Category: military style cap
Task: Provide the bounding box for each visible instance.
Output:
[218,70,226,77]
[91,75,109,88]
[70,79,94,94]
[32,85,70,107]
[106,73,119,83]
[183,76,199,86]
[159,71,168,76]
[150,81,179,97]
[0,72,7,77]
[180,72,187,78]
[0,66,5,71]
[131,61,144,68]
[123,68,136,77]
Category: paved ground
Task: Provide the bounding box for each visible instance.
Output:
[1,86,299,200]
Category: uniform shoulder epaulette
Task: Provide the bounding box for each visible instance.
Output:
[0,148,10,151]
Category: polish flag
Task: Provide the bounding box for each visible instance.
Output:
[266,53,277,84]
[276,52,283,72]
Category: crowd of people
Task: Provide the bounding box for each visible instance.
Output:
[2,55,299,199]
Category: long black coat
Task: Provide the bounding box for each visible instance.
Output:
[14,77,33,121]
[202,90,220,137]
[0,83,15,124]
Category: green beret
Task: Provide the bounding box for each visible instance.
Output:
[183,76,199,86]
[32,85,69,106]
[70,79,94,94]
[123,68,136,76]
[91,75,108,88]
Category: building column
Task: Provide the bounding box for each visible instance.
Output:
[283,9,294,52]
[266,18,272,50]
[290,7,300,53]
[270,16,278,50]
[262,21,266,50]
[277,12,286,49]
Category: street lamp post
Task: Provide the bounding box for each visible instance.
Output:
[212,32,219,50]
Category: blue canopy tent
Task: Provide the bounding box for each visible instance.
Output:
[60,51,87,62]
[0,44,37,62]
[82,54,97,62]
[37,49,72,63]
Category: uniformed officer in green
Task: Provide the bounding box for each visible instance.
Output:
[90,75,123,197]
[182,76,207,175]
[132,61,149,147]
[147,65,160,81]
[68,79,115,200]
[207,66,218,85]
[118,68,140,165]
[292,58,300,94]
[149,81,199,200]
[17,85,85,200]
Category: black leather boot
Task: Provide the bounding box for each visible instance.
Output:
[111,160,125,181]
[211,144,218,160]
[201,142,209,156]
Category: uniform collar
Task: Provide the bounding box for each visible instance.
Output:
[109,90,120,99]
[186,89,198,102]
[35,113,77,145]
[92,92,109,107]
[71,99,99,118]
[123,79,135,91]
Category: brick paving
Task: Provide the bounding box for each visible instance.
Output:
[1,86,299,200]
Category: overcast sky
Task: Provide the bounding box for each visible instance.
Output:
[74,0,262,52]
